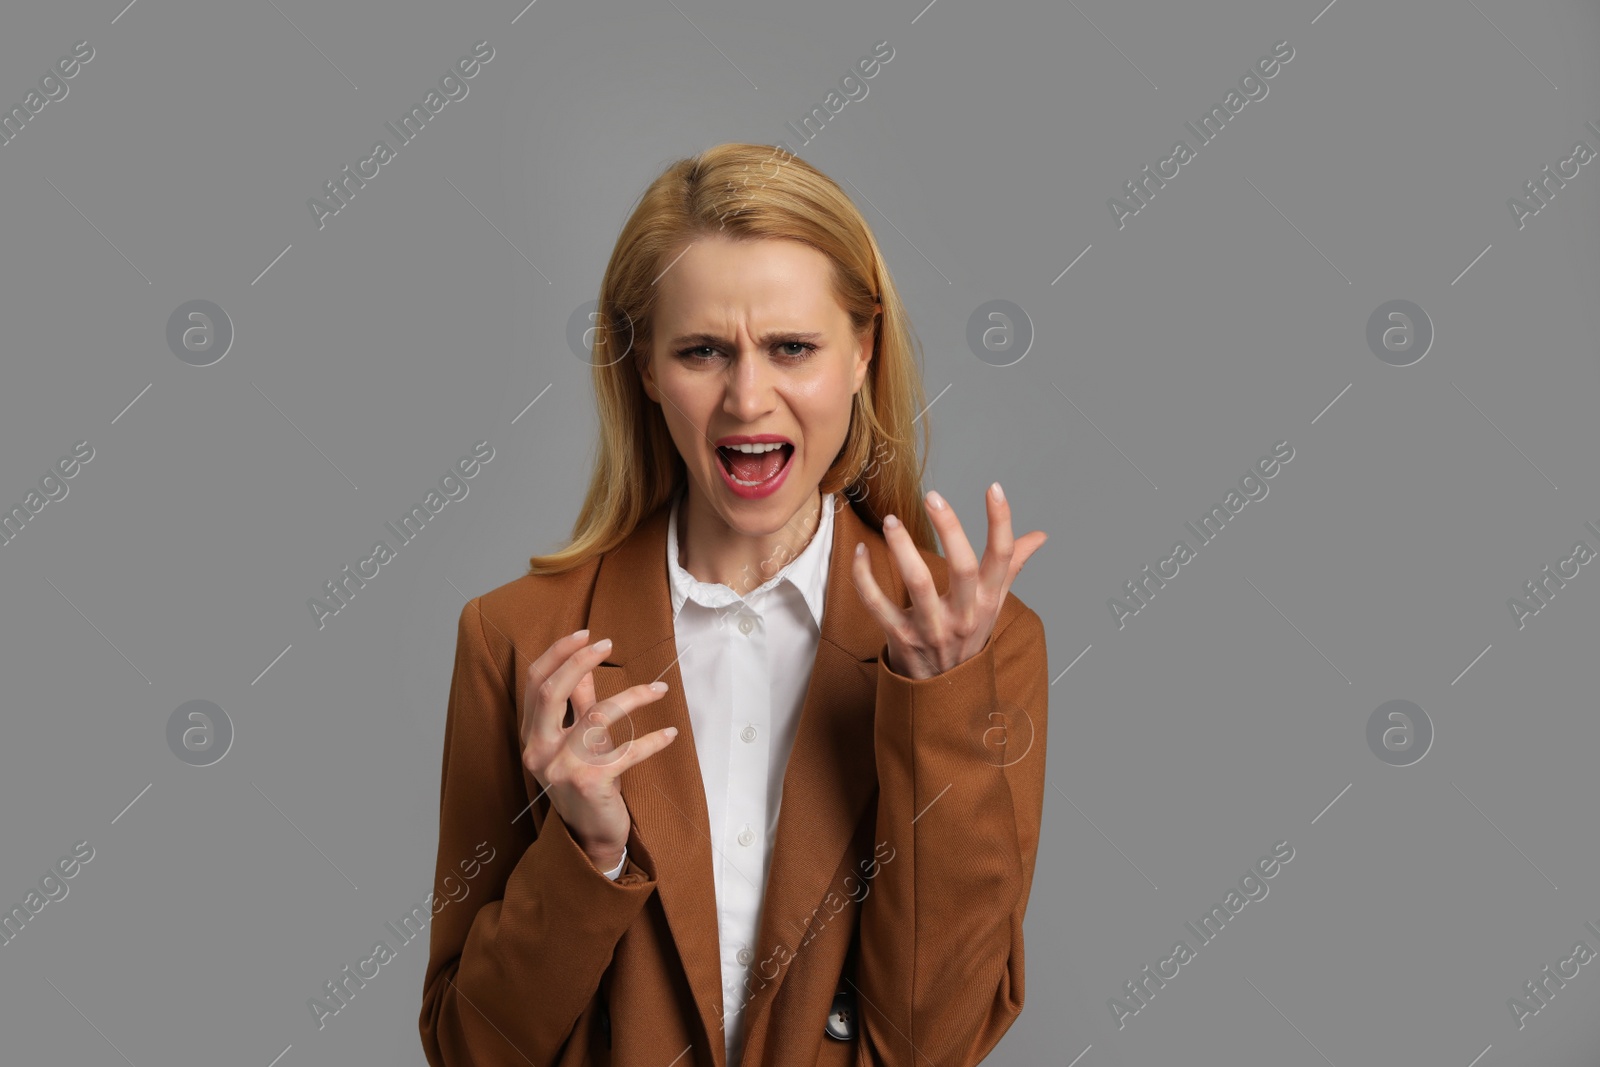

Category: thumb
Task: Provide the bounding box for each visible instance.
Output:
[1006,531,1048,586]
[571,669,596,719]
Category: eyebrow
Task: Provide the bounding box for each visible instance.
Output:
[667,330,826,348]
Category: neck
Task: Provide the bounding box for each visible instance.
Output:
[678,484,827,594]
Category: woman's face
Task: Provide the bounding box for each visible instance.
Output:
[638,233,874,537]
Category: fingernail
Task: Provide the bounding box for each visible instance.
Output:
[650,681,668,692]
[595,637,613,650]
[855,542,866,557]
[926,490,945,510]
[665,726,678,737]
[884,514,900,529]
[990,482,1005,503]
[573,628,590,639]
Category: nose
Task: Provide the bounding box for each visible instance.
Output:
[723,346,778,423]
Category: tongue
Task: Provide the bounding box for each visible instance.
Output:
[727,447,786,483]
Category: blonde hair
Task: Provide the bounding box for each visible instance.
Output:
[528,142,936,576]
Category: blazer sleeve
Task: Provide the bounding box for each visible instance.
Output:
[419,597,659,1067]
[854,598,1049,1066]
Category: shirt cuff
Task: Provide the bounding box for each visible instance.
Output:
[600,845,628,881]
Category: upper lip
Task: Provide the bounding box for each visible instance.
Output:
[714,433,793,447]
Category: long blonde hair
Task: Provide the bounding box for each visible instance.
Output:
[528,142,936,576]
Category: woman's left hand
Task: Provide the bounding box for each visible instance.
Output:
[851,483,1048,680]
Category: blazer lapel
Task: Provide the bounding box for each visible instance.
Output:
[583,498,725,1063]
[582,493,889,1066]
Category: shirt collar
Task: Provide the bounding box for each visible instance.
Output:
[666,486,834,629]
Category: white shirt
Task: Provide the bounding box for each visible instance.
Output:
[598,486,834,1066]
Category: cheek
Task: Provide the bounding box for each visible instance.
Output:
[789,365,855,412]
[801,377,855,428]
[656,369,711,430]
[658,377,725,467]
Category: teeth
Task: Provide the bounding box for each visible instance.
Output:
[719,440,792,486]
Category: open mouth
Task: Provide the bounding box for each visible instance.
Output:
[716,442,794,487]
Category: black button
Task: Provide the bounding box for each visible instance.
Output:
[824,989,856,1040]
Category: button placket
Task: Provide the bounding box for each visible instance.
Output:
[728,606,767,864]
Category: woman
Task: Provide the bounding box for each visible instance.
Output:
[419,143,1050,1067]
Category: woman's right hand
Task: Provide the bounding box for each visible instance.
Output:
[520,630,678,873]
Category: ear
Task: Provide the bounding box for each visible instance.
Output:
[636,347,660,403]
[851,320,876,393]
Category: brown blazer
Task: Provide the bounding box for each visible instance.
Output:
[419,492,1050,1067]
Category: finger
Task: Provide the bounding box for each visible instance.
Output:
[924,490,979,624]
[570,667,597,723]
[523,630,593,742]
[525,634,611,743]
[881,514,945,646]
[850,540,910,643]
[564,680,665,770]
[573,680,670,739]
[977,483,1016,602]
[997,530,1049,605]
[598,725,681,780]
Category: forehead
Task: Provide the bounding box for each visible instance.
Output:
[654,235,844,325]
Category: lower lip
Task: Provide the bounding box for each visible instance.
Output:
[716,444,794,500]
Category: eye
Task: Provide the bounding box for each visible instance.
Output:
[673,341,818,362]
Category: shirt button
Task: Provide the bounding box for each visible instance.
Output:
[736,947,753,965]
[737,825,755,846]
[738,616,754,634]
[740,725,757,743]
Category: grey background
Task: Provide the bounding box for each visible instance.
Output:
[1,0,1597,1064]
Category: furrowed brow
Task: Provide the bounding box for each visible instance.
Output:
[668,330,826,347]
